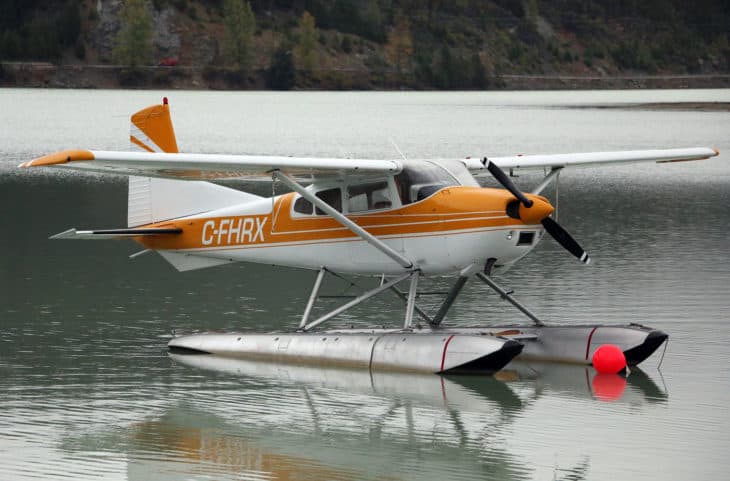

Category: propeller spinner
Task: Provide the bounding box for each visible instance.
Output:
[482,158,591,264]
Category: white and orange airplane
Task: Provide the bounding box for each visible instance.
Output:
[20,98,720,374]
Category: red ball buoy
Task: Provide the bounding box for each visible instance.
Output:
[592,344,627,374]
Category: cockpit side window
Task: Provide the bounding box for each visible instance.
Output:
[394,161,460,205]
[315,187,342,215]
[347,180,392,212]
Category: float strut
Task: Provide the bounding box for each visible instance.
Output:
[302,271,413,331]
[388,286,432,324]
[430,276,469,327]
[300,267,327,329]
[403,270,420,329]
[475,272,544,327]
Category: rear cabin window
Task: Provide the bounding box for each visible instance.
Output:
[347,180,392,212]
[293,196,313,214]
[395,161,459,205]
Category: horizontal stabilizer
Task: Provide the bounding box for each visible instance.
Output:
[158,251,233,272]
[50,227,182,240]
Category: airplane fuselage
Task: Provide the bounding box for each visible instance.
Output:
[137,179,551,275]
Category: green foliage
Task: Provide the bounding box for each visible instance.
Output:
[74,39,85,60]
[508,44,522,62]
[471,53,488,89]
[266,46,295,89]
[306,0,386,43]
[119,67,152,86]
[2,0,730,88]
[58,1,81,47]
[429,46,488,90]
[611,41,656,71]
[223,0,256,71]
[113,0,154,67]
[341,35,352,53]
[0,29,22,60]
[26,17,61,60]
[433,45,453,88]
[413,50,433,87]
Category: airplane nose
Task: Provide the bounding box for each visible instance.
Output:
[506,196,554,224]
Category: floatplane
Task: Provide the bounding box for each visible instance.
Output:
[21,98,719,374]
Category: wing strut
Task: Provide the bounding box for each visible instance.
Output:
[272,171,414,269]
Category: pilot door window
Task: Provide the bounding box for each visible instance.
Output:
[347,180,392,212]
[292,188,343,216]
[315,188,342,215]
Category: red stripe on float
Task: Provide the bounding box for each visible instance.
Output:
[585,327,599,361]
[440,335,456,373]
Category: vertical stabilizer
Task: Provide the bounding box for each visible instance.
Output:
[130,97,179,154]
[127,99,260,227]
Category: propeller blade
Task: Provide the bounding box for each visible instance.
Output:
[482,158,533,207]
[541,216,591,264]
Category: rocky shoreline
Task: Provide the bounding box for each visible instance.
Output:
[2,62,729,91]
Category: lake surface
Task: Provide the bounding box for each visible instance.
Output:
[1,89,729,480]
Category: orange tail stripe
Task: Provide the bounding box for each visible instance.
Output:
[130,135,155,153]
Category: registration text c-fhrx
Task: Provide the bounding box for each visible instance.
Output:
[201,217,268,246]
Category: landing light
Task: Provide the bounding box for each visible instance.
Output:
[506,231,513,240]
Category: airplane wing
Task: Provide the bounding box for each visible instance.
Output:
[462,147,719,174]
[19,149,402,181]
[20,147,718,181]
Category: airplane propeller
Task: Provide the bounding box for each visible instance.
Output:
[482,158,591,264]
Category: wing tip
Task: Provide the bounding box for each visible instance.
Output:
[21,150,95,168]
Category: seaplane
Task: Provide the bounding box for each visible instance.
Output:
[20,98,719,374]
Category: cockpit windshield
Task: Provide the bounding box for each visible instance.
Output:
[394,161,460,205]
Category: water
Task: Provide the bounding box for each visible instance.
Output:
[1,89,729,480]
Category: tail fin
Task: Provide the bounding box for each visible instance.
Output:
[127,98,260,227]
[130,97,179,154]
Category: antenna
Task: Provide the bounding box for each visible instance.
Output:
[389,139,407,161]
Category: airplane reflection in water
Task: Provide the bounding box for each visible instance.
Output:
[60,356,666,481]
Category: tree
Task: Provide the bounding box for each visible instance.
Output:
[113,0,153,67]
[26,17,60,61]
[434,45,453,89]
[471,53,488,89]
[266,46,295,90]
[385,15,413,73]
[296,11,317,72]
[223,0,256,72]
[58,1,81,47]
